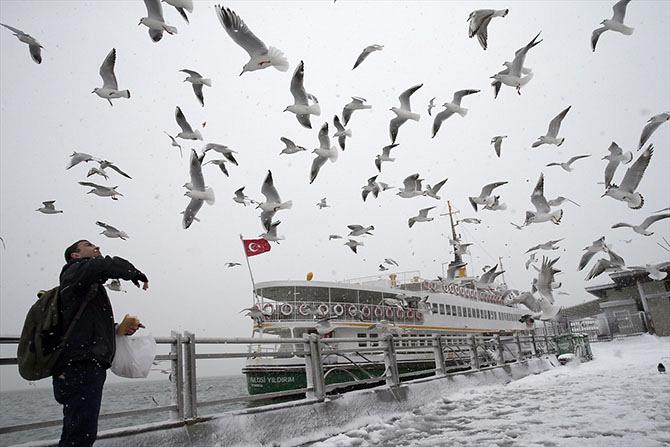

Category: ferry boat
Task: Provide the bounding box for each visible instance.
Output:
[242,203,538,395]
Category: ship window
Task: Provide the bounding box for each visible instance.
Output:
[432,303,439,314]
[294,286,329,302]
[357,333,366,347]
[330,288,358,303]
[447,305,453,316]
[257,286,295,301]
[359,289,383,305]
[369,333,379,347]
[439,304,445,315]
[476,308,481,319]
[457,306,462,317]
[467,308,472,318]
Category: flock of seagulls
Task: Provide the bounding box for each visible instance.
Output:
[1,1,668,306]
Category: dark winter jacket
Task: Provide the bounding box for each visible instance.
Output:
[54,256,145,373]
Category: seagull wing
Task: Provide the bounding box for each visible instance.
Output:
[638,120,663,150]
[333,115,345,132]
[261,170,281,203]
[475,15,492,50]
[29,43,42,64]
[578,249,599,271]
[374,157,382,172]
[192,84,204,106]
[107,164,132,179]
[430,178,448,194]
[180,69,201,77]
[318,122,330,149]
[451,89,480,106]
[188,149,205,190]
[0,22,25,35]
[382,144,397,157]
[418,206,436,217]
[612,0,631,23]
[398,84,423,111]
[260,210,275,232]
[530,174,551,213]
[432,109,454,138]
[547,106,571,138]
[567,154,590,166]
[183,198,203,229]
[620,145,653,193]
[606,247,625,266]
[289,61,308,104]
[640,213,670,230]
[310,154,328,184]
[403,174,420,192]
[511,32,541,76]
[481,181,507,197]
[214,5,268,59]
[99,48,118,89]
[389,117,403,144]
[78,181,103,188]
[604,159,619,187]
[591,26,607,52]
[525,244,541,253]
[352,47,371,70]
[144,0,165,20]
[493,139,502,157]
[175,106,194,133]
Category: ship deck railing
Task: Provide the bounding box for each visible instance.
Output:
[0,329,562,444]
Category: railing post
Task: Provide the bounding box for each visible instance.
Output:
[303,334,325,400]
[530,332,538,357]
[515,333,523,361]
[432,334,445,376]
[495,334,505,365]
[469,334,480,370]
[383,334,400,387]
[182,331,197,419]
[545,332,551,354]
[170,331,184,420]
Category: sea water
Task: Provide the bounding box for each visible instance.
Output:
[0,375,247,447]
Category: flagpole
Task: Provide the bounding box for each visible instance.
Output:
[240,234,259,307]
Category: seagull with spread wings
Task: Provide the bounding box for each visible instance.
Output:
[182,150,214,229]
[342,97,372,125]
[258,170,292,231]
[467,9,509,50]
[490,32,541,95]
[214,4,288,74]
[603,142,633,187]
[352,44,383,70]
[602,144,653,209]
[96,221,129,240]
[174,106,202,140]
[333,115,351,150]
[0,22,43,64]
[310,123,338,184]
[92,48,130,106]
[532,106,571,148]
[36,201,63,215]
[284,61,320,129]
[546,154,590,172]
[431,89,480,138]
[397,173,428,199]
[525,239,564,253]
[469,181,507,211]
[524,173,563,225]
[375,144,398,172]
[389,84,422,144]
[612,213,670,236]
[139,0,177,42]
[408,207,436,228]
[638,112,669,150]
[180,69,211,106]
[279,137,306,155]
[591,0,634,52]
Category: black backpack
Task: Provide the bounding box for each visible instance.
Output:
[17,285,96,381]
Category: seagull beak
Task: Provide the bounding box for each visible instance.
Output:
[239,70,245,76]
[138,20,142,26]
[600,192,607,198]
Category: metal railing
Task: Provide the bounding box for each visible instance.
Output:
[0,330,559,440]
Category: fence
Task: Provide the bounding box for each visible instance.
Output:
[0,331,559,441]
[566,311,647,341]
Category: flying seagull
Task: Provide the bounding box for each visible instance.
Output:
[87,167,108,180]
[96,221,129,240]
[140,0,177,42]
[98,160,131,179]
[546,154,591,172]
[628,263,670,281]
[163,131,183,158]
[180,69,211,106]
[348,225,374,237]
[547,196,580,207]
[361,176,381,201]
[469,181,507,211]
[204,159,229,177]
[379,264,389,271]
[426,178,448,200]
[285,61,320,129]
[532,106,571,148]
[585,250,626,280]
[279,137,306,155]
[0,22,43,64]
[225,262,241,268]
[310,122,338,184]
[66,152,97,170]
[333,115,351,150]
[389,84,422,144]
[467,9,509,50]
[316,198,330,209]
[183,149,214,229]
[603,142,633,187]
[92,48,130,106]
[397,173,428,199]
[491,136,507,157]
[491,61,532,99]
[175,106,202,140]
[578,236,609,271]
[342,97,372,126]
[525,239,564,253]
[163,0,193,23]
[384,258,399,266]
[260,220,284,244]
[203,144,238,166]
[490,32,541,95]
[352,44,383,70]
[36,201,63,214]
[214,4,288,75]
[611,213,670,236]
[78,182,123,200]
[233,187,251,206]
[375,143,399,172]
[344,239,364,254]
[591,0,634,52]
[432,89,480,138]
[524,173,563,225]
[427,97,436,116]
[408,207,436,228]
[258,170,292,231]
[638,112,669,150]
[602,144,653,209]
[460,218,481,224]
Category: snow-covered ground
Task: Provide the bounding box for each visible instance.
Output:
[310,335,670,447]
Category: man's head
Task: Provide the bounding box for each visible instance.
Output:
[64,240,101,261]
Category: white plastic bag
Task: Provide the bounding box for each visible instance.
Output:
[111,333,156,378]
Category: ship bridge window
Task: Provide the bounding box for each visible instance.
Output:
[330,287,358,303]
[446,305,453,316]
[432,303,439,314]
[257,286,294,302]
[439,303,445,315]
[466,307,472,318]
[457,306,463,317]
[359,289,383,305]
[294,286,329,302]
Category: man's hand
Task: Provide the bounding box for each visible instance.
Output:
[131,272,149,290]
[116,314,145,336]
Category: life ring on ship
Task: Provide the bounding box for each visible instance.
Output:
[396,308,405,319]
[386,307,395,319]
[262,303,274,315]
[361,305,371,318]
[318,303,329,316]
[347,305,358,317]
[406,309,414,319]
[332,304,344,317]
[373,306,383,319]
[280,303,293,316]
[447,284,455,294]
[298,304,310,316]
[416,310,423,321]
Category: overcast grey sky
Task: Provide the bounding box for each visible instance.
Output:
[1,1,668,390]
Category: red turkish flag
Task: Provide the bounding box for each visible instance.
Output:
[243,238,271,257]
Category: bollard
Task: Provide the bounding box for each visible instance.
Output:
[383,334,400,387]
[432,334,446,376]
[169,331,184,420]
[183,331,197,419]
[469,334,480,370]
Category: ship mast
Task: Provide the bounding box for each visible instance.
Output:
[445,200,464,271]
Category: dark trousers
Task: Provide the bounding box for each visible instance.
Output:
[52,361,106,447]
